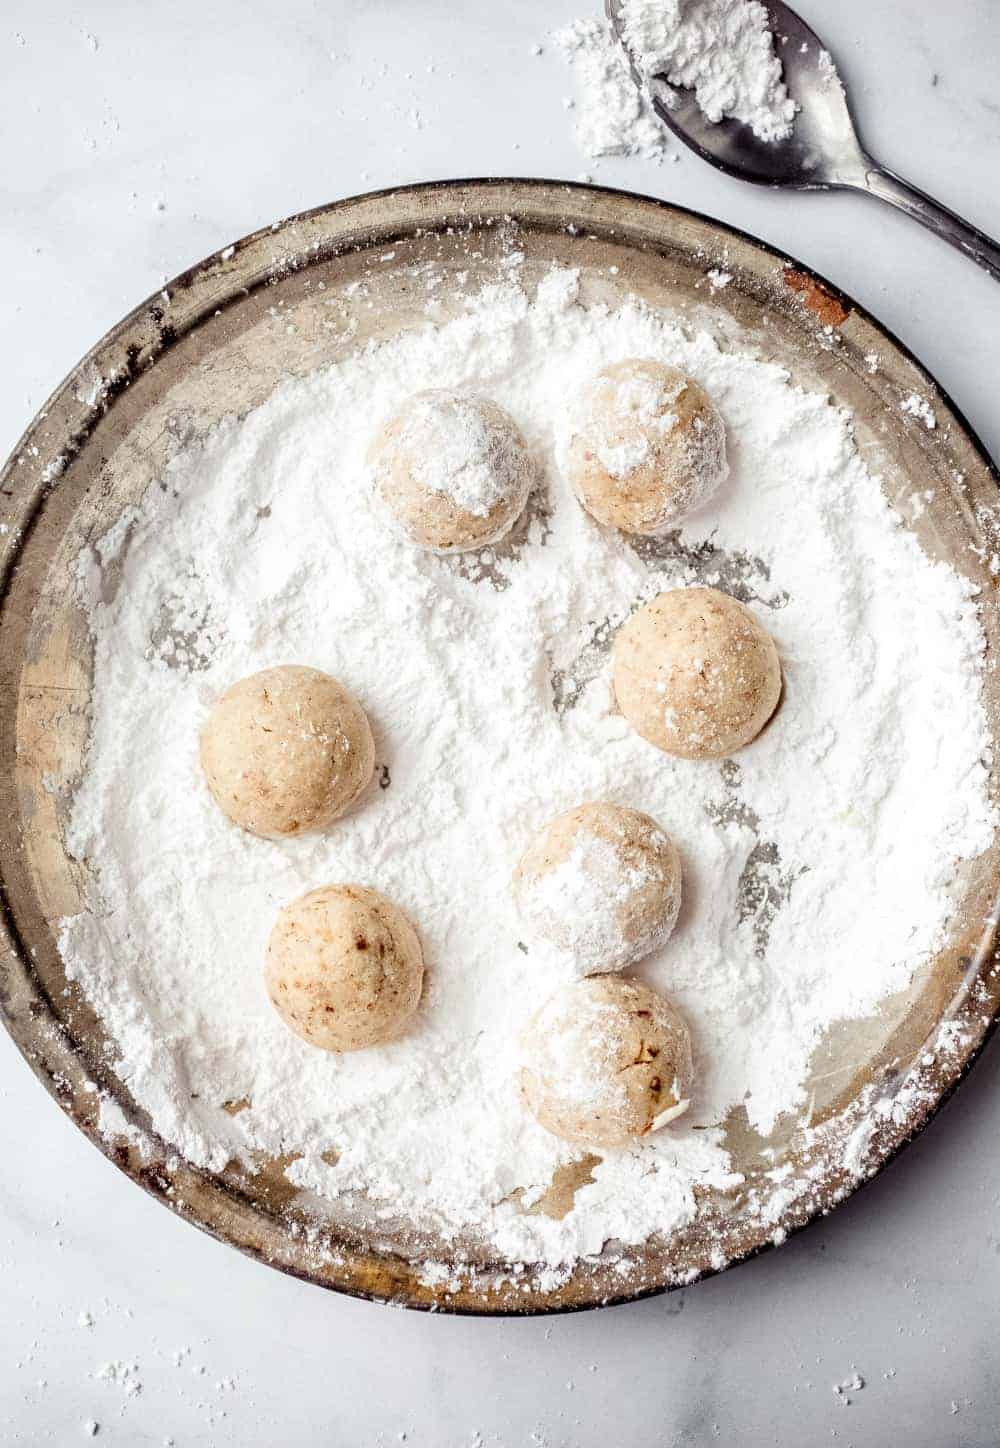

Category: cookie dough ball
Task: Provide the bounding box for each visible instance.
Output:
[265,884,423,1052]
[513,802,681,973]
[369,389,533,552]
[613,587,781,760]
[520,975,693,1148]
[200,665,375,838]
[564,359,728,534]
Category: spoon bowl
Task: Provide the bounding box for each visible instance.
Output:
[608,0,863,189]
[606,0,1000,279]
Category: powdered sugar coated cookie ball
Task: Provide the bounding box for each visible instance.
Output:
[512,802,682,973]
[265,884,423,1052]
[520,975,693,1148]
[563,359,728,535]
[369,389,533,552]
[613,586,781,760]
[200,665,375,838]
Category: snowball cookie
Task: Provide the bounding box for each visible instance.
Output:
[265,884,424,1052]
[200,665,375,838]
[564,359,728,534]
[368,389,533,552]
[512,802,682,974]
[613,587,781,760]
[520,975,693,1148]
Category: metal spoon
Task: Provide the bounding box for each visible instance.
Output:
[606,0,1000,282]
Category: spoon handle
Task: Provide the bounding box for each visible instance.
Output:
[861,160,1000,283]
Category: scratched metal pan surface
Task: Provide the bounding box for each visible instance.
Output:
[1,180,998,1314]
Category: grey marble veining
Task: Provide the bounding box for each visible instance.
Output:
[2,1,999,1443]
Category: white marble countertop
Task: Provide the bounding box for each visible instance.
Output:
[2,2,999,1443]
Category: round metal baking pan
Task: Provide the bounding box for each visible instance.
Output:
[1,179,998,1314]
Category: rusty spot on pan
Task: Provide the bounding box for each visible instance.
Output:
[783,267,850,326]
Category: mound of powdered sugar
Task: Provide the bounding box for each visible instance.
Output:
[59,261,994,1268]
[555,0,795,160]
[554,18,672,161]
[623,0,796,140]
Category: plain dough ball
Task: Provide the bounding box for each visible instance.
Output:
[265,884,424,1052]
[520,975,693,1148]
[613,586,781,760]
[368,389,533,552]
[564,359,728,535]
[200,665,375,838]
[512,802,682,973]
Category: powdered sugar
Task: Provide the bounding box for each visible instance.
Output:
[598,436,650,480]
[817,48,844,95]
[622,0,796,141]
[555,0,796,162]
[901,392,938,430]
[611,368,683,425]
[59,261,995,1270]
[553,19,671,161]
